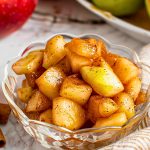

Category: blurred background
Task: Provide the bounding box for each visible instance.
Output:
[1,0,149,67]
[0,0,149,39]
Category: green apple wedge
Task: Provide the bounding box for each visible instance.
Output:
[80,65,124,97]
[92,0,144,16]
[145,0,150,17]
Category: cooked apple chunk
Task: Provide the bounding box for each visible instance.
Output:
[135,91,147,105]
[112,57,140,84]
[55,56,71,75]
[25,67,45,88]
[65,38,97,58]
[81,66,124,97]
[114,92,135,119]
[39,109,52,124]
[67,50,92,73]
[104,53,120,67]
[87,95,102,123]
[43,35,66,69]
[26,90,51,112]
[98,98,119,118]
[96,39,108,58]
[22,79,30,88]
[52,97,85,130]
[17,87,33,103]
[125,77,141,101]
[88,95,118,122]
[93,112,127,128]
[66,38,107,59]
[36,67,66,99]
[60,75,92,105]
[12,51,43,75]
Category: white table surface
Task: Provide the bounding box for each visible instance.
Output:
[0,0,149,150]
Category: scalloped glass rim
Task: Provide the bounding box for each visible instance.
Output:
[2,33,150,134]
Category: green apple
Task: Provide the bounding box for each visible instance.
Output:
[92,0,144,16]
[80,66,124,97]
[145,0,150,16]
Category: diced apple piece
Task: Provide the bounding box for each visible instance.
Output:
[125,77,141,101]
[22,79,30,88]
[93,112,127,128]
[104,53,120,67]
[98,98,119,117]
[12,51,43,75]
[88,95,118,122]
[17,87,33,103]
[52,97,85,130]
[135,91,147,105]
[87,95,102,122]
[86,38,107,58]
[39,109,52,124]
[25,67,45,88]
[55,56,71,75]
[67,50,92,73]
[26,90,51,112]
[92,57,113,71]
[65,38,97,58]
[43,35,66,69]
[85,38,97,46]
[112,57,140,84]
[114,92,135,119]
[81,66,124,97]
[36,67,66,99]
[60,75,92,105]
[66,38,107,59]
[96,39,107,58]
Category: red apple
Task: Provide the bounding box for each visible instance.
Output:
[0,0,38,38]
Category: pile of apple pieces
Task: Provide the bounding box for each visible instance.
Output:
[12,35,146,130]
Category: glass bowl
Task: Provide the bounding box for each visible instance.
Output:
[2,33,150,150]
